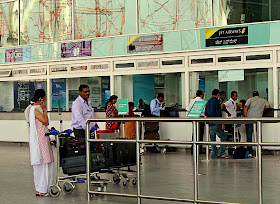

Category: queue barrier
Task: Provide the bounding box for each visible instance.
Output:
[86,117,280,204]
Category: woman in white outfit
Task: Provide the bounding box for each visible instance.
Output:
[29,89,54,197]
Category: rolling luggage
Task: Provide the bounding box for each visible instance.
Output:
[61,153,105,175]
[103,142,137,167]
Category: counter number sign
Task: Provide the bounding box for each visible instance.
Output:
[118,99,128,115]
[187,101,207,118]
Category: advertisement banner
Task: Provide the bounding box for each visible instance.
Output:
[128,34,163,53]
[61,40,91,58]
[52,79,66,111]
[187,101,207,118]
[5,47,31,63]
[205,27,248,47]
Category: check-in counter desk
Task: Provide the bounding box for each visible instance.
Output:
[0,110,279,150]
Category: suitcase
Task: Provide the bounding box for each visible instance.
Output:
[144,122,159,132]
[126,143,136,165]
[144,132,160,140]
[61,153,105,175]
[103,142,137,167]
[65,140,86,156]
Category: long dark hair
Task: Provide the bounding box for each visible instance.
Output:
[105,95,118,110]
[33,89,46,102]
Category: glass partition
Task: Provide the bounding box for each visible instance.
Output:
[0,80,47,112]
[20,0,72,45]
[74,0,136,39]
[139,0,211,33]
[115,73,184,110]
[51,76,110,111]
[0,1,19,47]
[190,68,273,107]
[214,0,280,26]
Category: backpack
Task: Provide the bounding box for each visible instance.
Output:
[233,146,247,159]
[141,100,158,117]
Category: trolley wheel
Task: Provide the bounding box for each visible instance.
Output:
[161,148,167,155]
[123,178,129,187]
[63,182,75,194]
[49,185,61,197]
[132,178,137,186]
[113,173,121,184]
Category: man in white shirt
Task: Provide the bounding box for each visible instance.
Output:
[187,90,205,154]
[222,91,238,118]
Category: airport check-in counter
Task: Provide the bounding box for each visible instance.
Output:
[0,109,279,150]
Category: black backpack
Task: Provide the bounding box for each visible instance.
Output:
[141,100,158,117]
[233,146,247,159]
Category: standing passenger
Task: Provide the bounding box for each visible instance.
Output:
[71,84,98,140]
[29,89,54,196]
[105,95,119,130]
[205,89,228,159]
[187,90,205,154]
[244,91,270,157]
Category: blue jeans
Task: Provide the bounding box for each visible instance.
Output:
[209,124,227,158]
[245,124,253,153]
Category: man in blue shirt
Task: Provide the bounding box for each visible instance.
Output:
[205,89,228,159]
[150,93,165,117]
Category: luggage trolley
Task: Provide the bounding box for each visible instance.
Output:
[48,130,111,197]
[96,127,138,187]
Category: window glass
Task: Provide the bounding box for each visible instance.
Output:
[0,80,47,112]
[20,0,72,45]
[0,1,19,47]
[190,68,273,108]
[74,0,136,39]
[51,76,110,111]
[214,0,270,26]
[139,0,211,33]
[115,73,183,110]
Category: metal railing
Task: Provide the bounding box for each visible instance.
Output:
[86,117,280,204]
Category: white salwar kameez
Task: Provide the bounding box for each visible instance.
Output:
[30,105,54,194]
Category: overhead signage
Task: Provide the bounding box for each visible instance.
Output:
[5,47,31,63]
[218,69,244,82]
[118,99,129,115]
[61,40,91,58]
[128,34,163,53]
[205,27,248,47]
[187,101,207,118]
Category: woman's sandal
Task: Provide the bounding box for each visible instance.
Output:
[36,193,50,197]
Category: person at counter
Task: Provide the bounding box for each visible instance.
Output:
[150,93,165,117]
[244,91,270,157]
[137,99,147,110]
[222,91,239,118]
[71,84,98,140]
[205,89,228,159]
[219,91,226,106]
[105,95,119,130]
[187,90,205,154]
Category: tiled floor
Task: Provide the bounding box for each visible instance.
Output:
[1,143,280,204]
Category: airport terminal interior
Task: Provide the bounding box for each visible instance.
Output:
[1,0,280,203]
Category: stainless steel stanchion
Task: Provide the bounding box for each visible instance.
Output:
[257,121,263,204]
[253,123,258,158]
[86,122,91,201]
[205,123,210,161]
[136,121,141,204]
[193,121,198,203]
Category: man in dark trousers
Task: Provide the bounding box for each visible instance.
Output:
[205,89,228,159]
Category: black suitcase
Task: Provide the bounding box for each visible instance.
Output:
[126,143,136,165]
[103,142,116,167]
[61,153,105,175]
